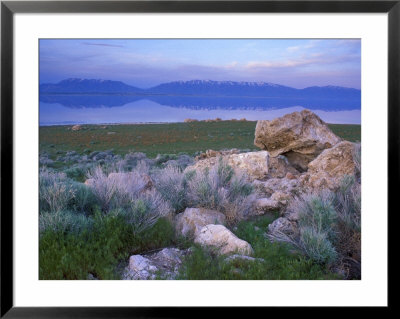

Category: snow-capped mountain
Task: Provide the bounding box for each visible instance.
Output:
[39,78,360,101]
[147,80,298,97]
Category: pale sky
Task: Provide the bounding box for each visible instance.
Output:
[39,39,361,89]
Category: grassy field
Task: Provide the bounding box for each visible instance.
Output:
[40,121,361,158]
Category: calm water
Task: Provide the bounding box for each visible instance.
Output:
[39,95,361,125]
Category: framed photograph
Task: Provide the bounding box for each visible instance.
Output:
[1,0,396,316]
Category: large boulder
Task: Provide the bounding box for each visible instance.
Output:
[254,110,341,171]
[194,224,254,256]
[300,141,357,192]
[175,208,226,237]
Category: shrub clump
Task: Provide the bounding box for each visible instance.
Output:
[152,158,255,223]
[111,190,171,234]
[39,210,93,235]
[39,167,76,213]
[152,165,192,213]
[185,158,256,224]
[269,176,361,278]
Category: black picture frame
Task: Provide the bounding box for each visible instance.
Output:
[1,0,396,317]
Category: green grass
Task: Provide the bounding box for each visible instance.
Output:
[39,211,339,280]
[177,215,339,280]
[328,124,361,143]
[39,215,177,280]
[39,121,360,158]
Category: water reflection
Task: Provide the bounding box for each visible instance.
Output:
[39,94,361,125]
[40,94,360,111]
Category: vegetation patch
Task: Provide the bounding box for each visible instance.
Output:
[39,121,360,159]
[177,215,338,280]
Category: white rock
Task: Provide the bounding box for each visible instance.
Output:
[186,151,270,181]
[194,224,254,256]
[175,208,226,237]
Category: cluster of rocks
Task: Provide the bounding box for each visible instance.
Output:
[123,207,262,279]
[252,110,359,236]
[120,109,359,279]
[184,109,359,237]
[176,208,253,255]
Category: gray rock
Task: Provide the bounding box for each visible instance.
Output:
[123,248,191,280]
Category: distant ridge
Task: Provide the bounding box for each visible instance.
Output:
[40,78,360,100]
[39,78,144,94]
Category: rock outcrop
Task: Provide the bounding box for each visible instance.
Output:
[187,151,269,181]
[254,109,341,171]
[253,177,300,198]
[226,151,270,180]
[194,224,254,256]
[300,141,357,191]
[175,208,226,237]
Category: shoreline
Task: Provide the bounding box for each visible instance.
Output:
[39,120,361,127]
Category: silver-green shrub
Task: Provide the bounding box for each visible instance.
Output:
[39,167,76,213]
[295,191,338,240]
[112,190,171,234]
[270,176,361,268]
[333,175,361,232]
[39,210,92,235]
[86,166,116,212]
[298,227,338,265]
[186,158,256,222]
[69,181,97,214]
[152,165,188,213]
[86,163,152,212]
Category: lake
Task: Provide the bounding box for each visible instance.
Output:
[39,94,361,125]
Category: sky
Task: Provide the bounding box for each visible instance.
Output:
[39,39,361,89]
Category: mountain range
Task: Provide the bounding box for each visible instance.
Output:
[40,78,361,100]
